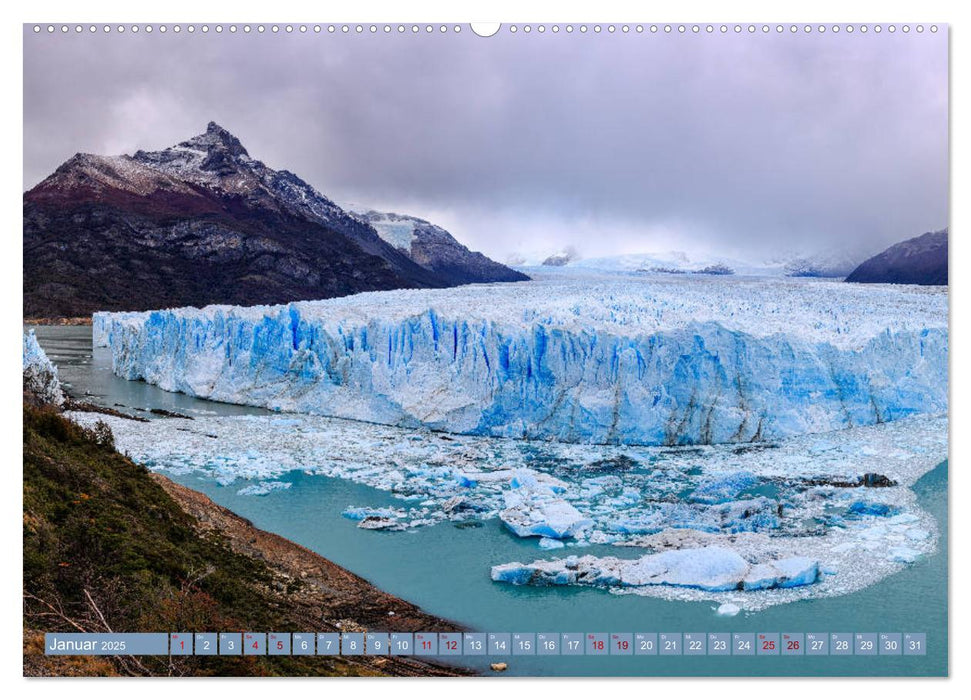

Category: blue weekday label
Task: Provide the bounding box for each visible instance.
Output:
[463,633,486,656]
[316,633,340,655]
[194,633,217,656]
[513,633,536,655]
[904,633,927,656]
[268,632,290,656]
[683,632,706,656]
[390,633,414,656]
[219,632,242,656]
[733,633,755,656]
[537,633,560,656]
[586,632,609,656]
[414,632,438,656]
[488,633,511,656]
[610,633,633,656]
[806,633,828,656]
[880,633,903,655]
[438,633,462,656]
[365,633,389,656]
[243,632,266,655]
[561,633,584,656]
[855,633,878,656]
[635,633,658,655]
[830,633,853,656]
[291,633,315,655]
[169,632,192,656]
[659,633,682,656]
[708,633,731,656]
[341,633,364,656]
[782,633,804,656]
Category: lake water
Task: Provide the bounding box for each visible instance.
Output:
[31,326,948,676]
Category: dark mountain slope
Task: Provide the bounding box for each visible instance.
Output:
[845,229,948,286]
[24,123,520,318]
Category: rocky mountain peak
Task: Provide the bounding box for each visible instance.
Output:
[182,121,250,158]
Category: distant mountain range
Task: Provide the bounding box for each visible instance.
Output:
[845,229,948,286]
[527,247,881,280]
[23,122,525,318]
[562,251,832,278]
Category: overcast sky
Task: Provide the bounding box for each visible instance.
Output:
[24,26,948,262]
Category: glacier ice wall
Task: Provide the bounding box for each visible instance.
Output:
[93,275,948,446]
[23,330,64,405]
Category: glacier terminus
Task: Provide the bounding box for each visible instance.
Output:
[93,270,947,447]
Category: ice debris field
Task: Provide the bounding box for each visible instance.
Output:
[71,407,946,611]
[93,272,947,446]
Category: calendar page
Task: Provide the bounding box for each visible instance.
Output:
[21,16,949,681]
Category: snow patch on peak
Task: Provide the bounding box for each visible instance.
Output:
[353,210,418,252]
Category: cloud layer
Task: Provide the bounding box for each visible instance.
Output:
[24,27,948,261]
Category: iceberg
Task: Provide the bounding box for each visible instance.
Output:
[500,469,593,539]
[491,546,820,592]
[742,557,820,590]
[93,273,947,446]
[716,602,741,617]
[236,480,292,496]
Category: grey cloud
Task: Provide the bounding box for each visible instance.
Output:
[24,26,948,261]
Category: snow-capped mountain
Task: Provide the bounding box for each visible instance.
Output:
[552,247,868,279]
[846,229,948,286]
[541,248,581,267]
[23,122,521,317]
[570,252,782,277]
[777,251,866,278]
[352,210,528,285]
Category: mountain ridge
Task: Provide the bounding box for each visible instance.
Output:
[352,209,528,285]
[24,122,524,318]
[845,229,948,286]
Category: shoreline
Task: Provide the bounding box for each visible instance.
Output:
[23,317,92,327]
[23,396,473,678]
[150,472,472,677]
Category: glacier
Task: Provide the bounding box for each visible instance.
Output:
[23,330,64,406]
[93,271,947,447]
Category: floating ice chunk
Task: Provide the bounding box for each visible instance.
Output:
[499,469,592,539]
[341,506,401,521]
[717,602,741,617]
[500,490,593,539]
[608,514,664,535]
[905,528,931,542]
[624,547,751,590]
[848,501,898,518]
[358,517,405,531]
[491,546,820,593]
[889,547,920,563]
[691,470,759,504]
[235,480,292,496]
[538,537,566,550]
[743,557,819,590]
